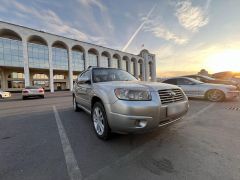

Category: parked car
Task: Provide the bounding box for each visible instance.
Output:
[184,74,240,90]
[0,89,11,99]
[162,77,239,102]
[73,67,189,140]
[22,86,45,100]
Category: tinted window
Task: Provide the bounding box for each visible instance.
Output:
[77,70,91,81]
[92,68,137,83]
[163,79,177,85]
[177,78,195,85]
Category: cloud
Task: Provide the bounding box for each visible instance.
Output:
[77,0,107,12]
[175,0,209,32]
[1,0,108,45]
[143,17,188,45]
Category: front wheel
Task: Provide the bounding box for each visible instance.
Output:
[92,102,111,140]
[206,89,225,102]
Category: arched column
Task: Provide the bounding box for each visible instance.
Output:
[48,43,54,92]
[68,47,73,91]
[22,38,30,87]
[134,59,138,79]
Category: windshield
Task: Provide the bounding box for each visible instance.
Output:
[25,86,41,89]
[92,68,137,83]
[199,75,215,80]
[187,78,204,84]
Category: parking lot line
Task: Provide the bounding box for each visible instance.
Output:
[85,102,216,180]
[53,106,82,180]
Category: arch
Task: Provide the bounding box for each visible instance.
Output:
[52,41,68,70]
[27,35,48,45]
[112,53,121,68]
[52,40,68,49]
[100,51,111,67]
[72,45,85,71]
[0,28,22,40]
[72,44,85,53]
[122,56,129,71]
[88,48,99,56]
[88,48,99,67]
[101,51,111,58]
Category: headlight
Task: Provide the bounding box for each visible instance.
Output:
[114,88,151,101]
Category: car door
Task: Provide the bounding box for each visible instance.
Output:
[176,78,200,97]
[75,70,92,110]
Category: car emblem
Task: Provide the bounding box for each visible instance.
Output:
[168,91,176,97]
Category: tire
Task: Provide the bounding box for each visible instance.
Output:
[41,95,45,99]
[73,96,81,112]
[0,95,2,99]
[22,96,26,100]
[91,102,111,140]
[206,89,225,102]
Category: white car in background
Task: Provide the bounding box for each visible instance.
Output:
[162,77,239,102]
[0,89,11,99]
[22,86,45,100]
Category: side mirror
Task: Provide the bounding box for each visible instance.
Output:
[77,77,91,84]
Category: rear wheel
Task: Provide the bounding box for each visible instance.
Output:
[92,102,111,140]
[206,89,225,102]
[73,96,81,112]
[22,96,26,100]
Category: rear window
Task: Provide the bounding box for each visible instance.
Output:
[25,86,41,89]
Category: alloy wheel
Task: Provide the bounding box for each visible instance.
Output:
[93,106,105,136]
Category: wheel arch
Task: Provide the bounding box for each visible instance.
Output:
[204,88,226,99]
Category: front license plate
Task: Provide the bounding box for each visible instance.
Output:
[167,102,187,117]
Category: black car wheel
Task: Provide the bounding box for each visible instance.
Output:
[91,102,111,140]
[206,89,225,102]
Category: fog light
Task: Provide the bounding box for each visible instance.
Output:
[135,119,147,127]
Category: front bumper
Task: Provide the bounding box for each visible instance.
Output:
[105,98,189,133]
[225,90,240,100]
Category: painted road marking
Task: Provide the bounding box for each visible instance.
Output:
[53,106,82,180]
[86,102,216,180]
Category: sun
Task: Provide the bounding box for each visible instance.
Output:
[205,49,240,73]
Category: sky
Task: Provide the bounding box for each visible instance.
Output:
[0,0,240,77]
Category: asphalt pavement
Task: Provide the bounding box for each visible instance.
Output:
[0,92,240,180]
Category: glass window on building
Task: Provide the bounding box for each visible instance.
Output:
[122,60,127,71]
[7,72,25,89]
[28,43,49,69]
[88,53,98,67]
[72,51,84,71]
[0,37,24,67]
[138,62,143,80]
[33,74,48,79]
[54,74,65,80]
[100,56,109,67]
[130,61,135,75]
[52,47,68,70]
[8,72,25,79]
[112,58,119,68]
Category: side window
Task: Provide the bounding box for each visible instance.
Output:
[164,79,177,85]
[177,78,193,85]
[85,71,91,79]
[77,72,86,81]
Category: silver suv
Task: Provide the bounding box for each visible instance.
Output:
[73,67,189,139]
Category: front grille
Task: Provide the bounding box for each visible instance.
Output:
[158,89,184,104]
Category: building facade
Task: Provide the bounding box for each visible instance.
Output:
[0,21,156,92]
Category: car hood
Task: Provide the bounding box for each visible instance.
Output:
[94,81,179,92]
